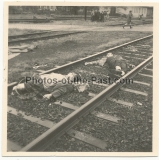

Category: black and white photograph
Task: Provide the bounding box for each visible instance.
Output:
[2,1,158,156]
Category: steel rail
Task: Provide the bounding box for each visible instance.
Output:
[9,17,90,23]
[9,16,144,23]
[8,31,86,44]
[9,18,85,23]
[9,18,152,24]
[9,30,52,39]
[39,35,152,74]
[9,18,84,21]
[9,19,51,23]
[7,34,152,92]
[20,55,153,151]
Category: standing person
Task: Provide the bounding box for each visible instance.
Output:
[106,8,110,20]
[138,13,143,20]
[104,10,107,22]
[123,10,133,29]
[101,11,104,22]
[91,9,95,21]
[99,11,102,22]
[94,10,98,21]
[96,10,100,22]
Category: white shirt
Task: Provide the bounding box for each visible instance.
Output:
[40,73,67,90]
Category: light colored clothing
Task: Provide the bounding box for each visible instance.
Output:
[25,73,72,97]
[24,73,89,99]
[40,73,67,91]
[85,57,107,66]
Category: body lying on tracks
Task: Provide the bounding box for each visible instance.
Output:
[85,52,135,78]
[11,72,89,101]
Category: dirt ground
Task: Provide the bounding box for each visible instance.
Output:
[9,23,153,32]
[8,30,152,83]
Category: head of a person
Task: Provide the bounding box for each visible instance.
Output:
[129,10,132,13]
[106,52,113,58]
[11,83,27,96]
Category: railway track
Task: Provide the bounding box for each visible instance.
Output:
[9,30,52,39]
[8,31,86,44]
[9,17,91,23]
[9,19,51,23]
[7,35,153,152]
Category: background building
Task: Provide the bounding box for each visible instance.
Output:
[9,6,153,18]
[115,7,153,18]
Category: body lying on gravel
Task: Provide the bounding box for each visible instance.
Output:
[11,72,89,102]
[85,52,135,78]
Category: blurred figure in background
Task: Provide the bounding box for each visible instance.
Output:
[106,8,110,20]
[33,15,37,19]
[101,11,104,22]
[138,13,143,20]
[123,10,133,29]
[91,9,95,21]
[104,10,107,22]
[96,9,101,21]
[94,10,98,21]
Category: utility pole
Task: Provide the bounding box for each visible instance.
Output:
[84,7,87,20]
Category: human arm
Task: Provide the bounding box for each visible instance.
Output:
[85,57,107,66]
[85,60,101,66]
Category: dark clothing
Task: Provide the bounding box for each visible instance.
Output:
[101,13,104,22]
[139,14,143,20]
[108,69,122,79]
[33,16,37,19]
[91,11,95,21]
[127,12,133,24]
[50,84,74,98]
[25,74,44,93]
[96,11,100,21]
[94,11,98,21]
[107,55,129,72]
[85,55,131,72]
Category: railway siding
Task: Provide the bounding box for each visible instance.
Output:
[7,36,153,152]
